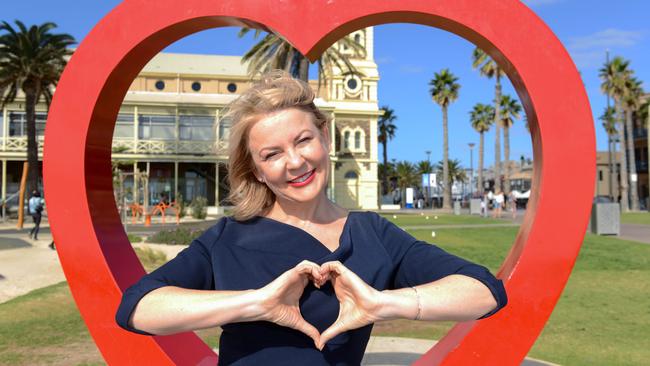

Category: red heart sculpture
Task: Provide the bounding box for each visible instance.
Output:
[43,0,595,364]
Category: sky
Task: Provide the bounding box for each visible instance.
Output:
[2,0,649,169]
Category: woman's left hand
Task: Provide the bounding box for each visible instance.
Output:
[316,261,383,350]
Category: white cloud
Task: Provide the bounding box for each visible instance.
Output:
[522,0,563,7]
[568,28,645,50]
[375,56,393,65]
[566,28,646,69]
[398,64,424,74]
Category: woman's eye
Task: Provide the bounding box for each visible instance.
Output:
[299,137,312,144]
[264,152,278,160]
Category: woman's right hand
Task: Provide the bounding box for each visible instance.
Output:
[255,260,325,347]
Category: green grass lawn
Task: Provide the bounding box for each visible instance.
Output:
[1,227,648,365]
[621,212,650,225]
[378,213,507,226]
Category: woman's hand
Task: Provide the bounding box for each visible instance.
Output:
[316,261,383,350]
[255,260,325,348]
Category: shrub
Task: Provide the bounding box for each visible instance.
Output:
[134,247,167,272]
[127,234,143,243]
[147,227,205,245]
[190,196,208,219]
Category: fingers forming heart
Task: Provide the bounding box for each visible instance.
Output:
[262,260,379,351]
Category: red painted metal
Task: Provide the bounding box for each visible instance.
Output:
[43,0,595,364]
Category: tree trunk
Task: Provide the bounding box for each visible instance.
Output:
[625,107,639,211]
[24,83,40,194]
[504,124,511,195]
[442,106,451,210]
[608,134,614,199]
[647,109,650,211]
[298,54,309,82]
[382,139,388,195]
[494,73,502,192]
[478,131,484,194]
[616,100,629,212]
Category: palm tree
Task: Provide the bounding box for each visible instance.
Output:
[238,28,366,83]
[623,76,643,211]
[641,99,650,210]
[472,47,505,192]
[470,103,494,194]
[600,56,632,211]
[416,160,434,176]
[429,69,460,210]
[0,21,75,193]
[600,106,618,199]
[378,106,398,195]
[499,94,522,195]
[395,161,418,207]
[435,159,467,197]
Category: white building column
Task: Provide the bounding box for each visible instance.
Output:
[215,162,220,207]
[133,106,139,153]
[2,159,6,203]
[2,106,8,151]
[174,161,179,202]
[133,161,138,204]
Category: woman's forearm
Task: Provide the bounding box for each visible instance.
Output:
[129,286,265,335]
[376,275,498,322]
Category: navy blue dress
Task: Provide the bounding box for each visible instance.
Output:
[116,211,507,365]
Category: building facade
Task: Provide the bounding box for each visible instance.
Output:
[0,28,381,211]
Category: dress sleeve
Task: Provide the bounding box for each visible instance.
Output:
[115,218,226,335]
[373,213,507,319]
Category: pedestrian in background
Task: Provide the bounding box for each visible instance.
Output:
[28,190,44,240]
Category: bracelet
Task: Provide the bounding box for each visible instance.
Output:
[411,286,422,321]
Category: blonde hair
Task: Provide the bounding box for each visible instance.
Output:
[223,70,329,221]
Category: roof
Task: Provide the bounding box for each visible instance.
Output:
[141,53,249,76]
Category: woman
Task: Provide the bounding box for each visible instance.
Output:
[115,71,507,365]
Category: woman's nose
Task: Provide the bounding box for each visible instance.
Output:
[286,148,305,169]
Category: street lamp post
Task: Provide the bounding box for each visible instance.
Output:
[468,143,475,198]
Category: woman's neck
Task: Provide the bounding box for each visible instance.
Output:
[266,193,345,225]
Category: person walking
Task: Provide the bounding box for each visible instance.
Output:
[509,191,518,219]
[493,190,504,219]
[28,190,44,240]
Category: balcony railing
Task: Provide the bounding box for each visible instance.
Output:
[1,136,229,156]
[1,136,45,151]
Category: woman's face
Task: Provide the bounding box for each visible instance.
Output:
[248,107,330,204]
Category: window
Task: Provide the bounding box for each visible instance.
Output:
[191,82,201,92]
[341,126,365,153]
[227,83,237,93]
[598,170,603,181]
[8,112,47,137]
[343,74,361,96]
[155,80,165,91]
[218,117,232,141]
[138,114,175,140]
[354,33,361,44]
[179,115,214,140]
[344,171,358,179]
[114,113,134,138]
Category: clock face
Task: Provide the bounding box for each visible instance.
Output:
[344,74,362,96]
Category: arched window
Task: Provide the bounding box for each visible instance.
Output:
[354,131,361,149]
[344,171,358,179]
[343,130,350,150]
